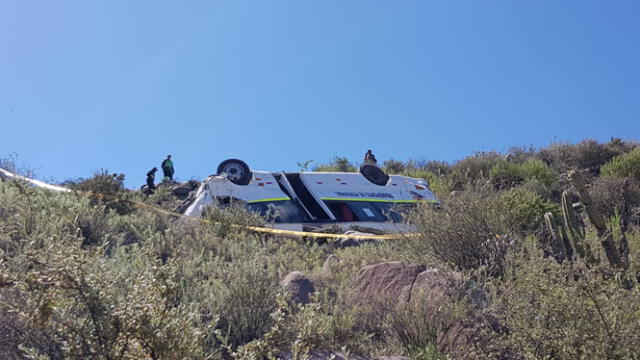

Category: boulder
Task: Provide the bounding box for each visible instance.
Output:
[321,255,340,275]
[352,262,497,359]
[437,315,502,359]
[354,261,426,302]
[402,267,461,310]
[281,271,315,305]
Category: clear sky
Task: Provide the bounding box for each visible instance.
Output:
[1,1,639,187]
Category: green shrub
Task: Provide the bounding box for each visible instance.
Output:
[498,188,557,234]
[601,147,640,181]
[383,159,406,174]
[65,169,134,215]
[314,157,357,172]
[490,159,556,190]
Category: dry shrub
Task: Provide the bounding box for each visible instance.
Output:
[590,176,640,222]
[405,189,517,275]
[210,259,279,347]
[2,243,216,359]
[538,139,633,174]
[479,243,640,360]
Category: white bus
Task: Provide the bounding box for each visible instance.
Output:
[184,159,438,232]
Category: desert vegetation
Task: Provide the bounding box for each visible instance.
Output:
[1,138,640,360]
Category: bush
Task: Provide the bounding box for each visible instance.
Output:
[601,147,640,182]
[450,152,503,186]
[538,139,633,174]
[383,159,406,174]
[404,188,515,275]
[481,244,640,360]
[64,169,134,215]
[314,157,357,172]
[490,159,556,190]
[3,243,216,359]
[590,176,640,225]
[498,188,557,234]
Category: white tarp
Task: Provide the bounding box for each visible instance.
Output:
[0,168,71,192]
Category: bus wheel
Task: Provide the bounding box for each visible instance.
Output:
[217,159,252,185]
[359,164,390,186]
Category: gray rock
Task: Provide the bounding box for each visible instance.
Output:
[322,254,340,275]
[354,261,426,302]
[281,271,315,305]
[352,262,498,359]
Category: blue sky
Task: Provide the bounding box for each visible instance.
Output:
[1,1,639,187]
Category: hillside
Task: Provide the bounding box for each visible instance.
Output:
[1,138,640,360]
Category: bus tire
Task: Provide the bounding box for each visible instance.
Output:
[217,159,252,185]
[359,164,390,186]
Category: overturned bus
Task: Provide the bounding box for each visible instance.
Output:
[183,159,438,232]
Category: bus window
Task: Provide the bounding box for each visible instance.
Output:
[246,200,308,223]
[324,201,415,223]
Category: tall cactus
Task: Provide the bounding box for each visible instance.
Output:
[543,211,568,261]
[567,171,628,271]
[559,191,593,261]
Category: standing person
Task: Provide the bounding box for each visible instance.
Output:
[161,155,174,181]
[364,150,377,166]
[146,167,157,194]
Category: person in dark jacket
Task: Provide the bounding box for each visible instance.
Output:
[161,155,174,181]
[364,149,377,166]
[146,167,157,194]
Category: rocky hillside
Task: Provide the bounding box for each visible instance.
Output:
[1,138,640,360]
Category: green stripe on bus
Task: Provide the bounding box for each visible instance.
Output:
[247,198,290,203]
[320,197,437,203]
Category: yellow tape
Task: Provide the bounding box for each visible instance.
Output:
[81,191,413,240]
[77,191,499,241]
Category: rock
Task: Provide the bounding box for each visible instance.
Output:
[321,255,340,275]
[281,271,315,305]
[352,262,498,359]
[170,180,200,198]
[403,267,461,310]
[354,261,426,302]
[437,315,502,359]
[336,231,382,248]
[376,356,413,360]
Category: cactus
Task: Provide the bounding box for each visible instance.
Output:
[559,191,593,261]
[567,171,629,271]
[543,211,568,261]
